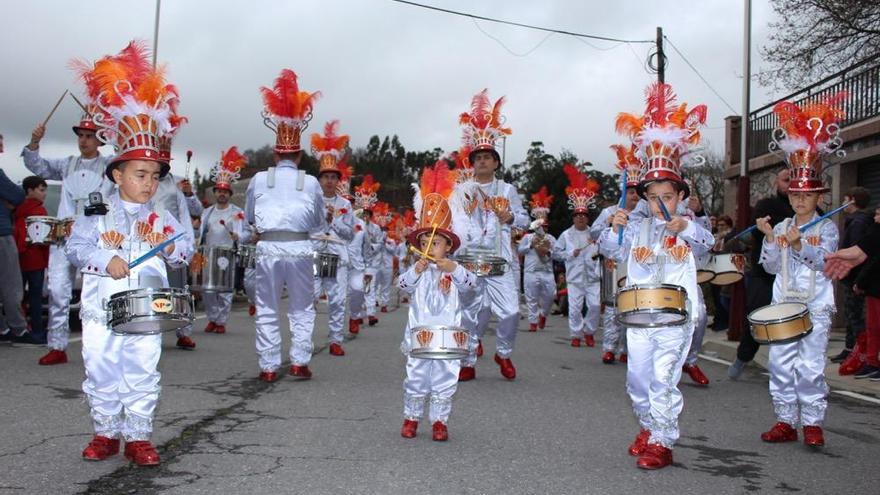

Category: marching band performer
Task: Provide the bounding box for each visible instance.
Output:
[553,165,602,347]
[755,94,844,448]
[351,176,383,329]
[23,66,114,366]
[452,89,529,381]
[246,69,327,382]
[681,191,712,386]
[199,147,247,336]
[65,42,193,465]
[399,160,477,441]
[600,83,713,469]
[373,202,396,314]
[518,187,556,332]
[310,121,355,356]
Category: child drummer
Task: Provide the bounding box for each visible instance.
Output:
[64,43,193,466]
[755,95,843,448]
[398,160,477,441]
[599,83,713,470]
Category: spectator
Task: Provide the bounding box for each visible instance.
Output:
[13,176,50,344]
[0,165,27,341]
[831,187,873,363]
[851,207,880,380]
[710,215,735,331]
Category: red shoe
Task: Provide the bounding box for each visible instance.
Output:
[494,354,516,380]
[124,441,160,466]
[368,316,379,326]
[329,343,345,356]
[529,323,538,332]
[258,371,278,383]
[204,321,217,333]
[432,421,448,441]
[401,419,418,438]
[602,351,615,364]
[585,335,595,347]
[357,318,364,325]
[761,422,798,443]
[619,353,628,363]
[476,340,483,357]
[381,306,388,313]
[175,336,196,350]
[289,365,312,379]
[538,315,546,330]
[636,444,673,470]
[82,435,120,461]
[458,366,476,382]
[803,426,825,447]
[683,364,709,386]
[248,305,256,316]
[38,349,68,366]
[402,297,409,304]
[571,338,581,348]
[214,325,226,335]
[349,318,360,334]
[628,429,650,456]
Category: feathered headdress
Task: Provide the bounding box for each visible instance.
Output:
[529,186,553,219]
[311,120,349,176]
[615,82,707,199]
[563,163,599,214]
[372,201,392,227]
[452,145,475,184]
[460,89,512,162]
[210,146,248,191]
[770,92,847,193]
[353,174,380,211]
[260,69,321,153]
[408,159,460,252]
[73,40,183,180]
[336,162,354,198]
[401,208,417,236]
[609,143,642,187]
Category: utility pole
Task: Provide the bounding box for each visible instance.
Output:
[656,27,665,83]
[152,0,162,67]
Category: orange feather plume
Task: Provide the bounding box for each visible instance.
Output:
[529,186,553,209]
[402,209,416,227]
[260,69,321,120]
[220,146,248,173]
[311,120,349,152]
[337,162,353,183]
[773,91,847,148]
[355,174,381,196]
[70,40,153,106]
[420,159,456,199]
[459,88,512,135]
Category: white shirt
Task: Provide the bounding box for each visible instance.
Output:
[21,147,113,218]
[553,226,600,283]
[517,232,556,273]
[201,203,244,248]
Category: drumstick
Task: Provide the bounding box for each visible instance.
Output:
[797,201,852,233]
[128,232,184,269]
[617,173,627,245]
[43,90,69,127]
[69,92,90,115]
[656,198,672,221]
[185,150,193,181]
[408,245,436,262]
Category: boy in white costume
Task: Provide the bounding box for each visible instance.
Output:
[518,187,556,332]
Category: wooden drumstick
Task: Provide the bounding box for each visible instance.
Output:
[43,90,69,127]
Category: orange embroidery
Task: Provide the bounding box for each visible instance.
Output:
[806,236,821,247]
[416,329,433,347]
[100,230,125,250]
[439,275,452,294]
[453,331,468,347]
[632,246,653,264]
[666,244,691,263]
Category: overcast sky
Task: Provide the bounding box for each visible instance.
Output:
[0,0,783,184]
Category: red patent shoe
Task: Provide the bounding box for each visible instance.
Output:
[571,338,581,348]
[124,441,160,466]
[432,421,448,441]
[538,315,546,330]
[38,349,68,366]
[683,364,709,386]
[204,321,217,333]
[349,318,360,334]
[368,316,379,327]
[761,422,798,443]
[258,371,279,383]
[619,353,628,363]
[381,306,388,313]
[494,354,516,380]
[248,305,256,316]
[585,335,595,347]
[82,435,120,461]
[803,426,825,447]
[214,325,226,335]
[636,444,673,470]
[602,351,615,364]
[529,323,538,332]
[401,419,418,438]
[175,336,196,350]
[476,340,483,357]
[329,343,345,356]
[628,429,650,456]
[458,366,476,382]
[289,365,312,379]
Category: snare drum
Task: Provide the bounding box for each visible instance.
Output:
[52,217,75,244]
[696,257,715,284]
[616,258,628,288]
[314,252,339,278]
[191,246,236,292]
[409,325,470,360]
[237,244,257,269]
[599,257,618,306]
[616,284,689,328]
[456,253,507,277]
[708,253,746,286]
[25,216,59,245]
[748,302,812,345]
[106,287,194,335]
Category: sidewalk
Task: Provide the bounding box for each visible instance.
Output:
[700,327,880,398]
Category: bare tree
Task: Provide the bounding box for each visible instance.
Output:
[759,0,880,90]
[687,149,726,216]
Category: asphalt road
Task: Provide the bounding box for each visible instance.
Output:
[1,296,879,494]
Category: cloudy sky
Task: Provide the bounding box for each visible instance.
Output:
[0,0,783,184]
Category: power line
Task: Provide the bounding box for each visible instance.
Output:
[663,35,738,114]
[471,19,556,57]
[390,0,654,45]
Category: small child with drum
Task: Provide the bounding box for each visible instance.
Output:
[398,161,477,441]
[63,44,194,466]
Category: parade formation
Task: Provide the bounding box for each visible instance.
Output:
[6,37,858,476]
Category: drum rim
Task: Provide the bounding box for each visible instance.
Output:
[746,302,809,324]
[411,324,468,333]
[455,254,507,264]
[108,287,192,300]
[709,270,744,285]
[26,216,59,222]
[751,326,813,345]
[615,308,689,328]
[619,283,688,293]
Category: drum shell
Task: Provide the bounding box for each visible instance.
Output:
[236,245,256,269]
[314,252,340,278]
[748,303,813,345]
[708,253,745,286]
[599,257,618,306]
[615,284,689,328]
[409,325,470,360]
[25,216,59,245]
[455,254,507,277]
[191,246,237,292]
[107,288,194,335]
[52,217,75,245]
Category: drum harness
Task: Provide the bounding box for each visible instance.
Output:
[778,218,817,303]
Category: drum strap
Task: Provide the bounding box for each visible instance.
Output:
[260,231,310,242]
[780,217,817,301]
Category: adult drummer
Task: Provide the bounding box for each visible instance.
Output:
[22,104,113,366]
[453,89,528,382]
[200,147,247,336]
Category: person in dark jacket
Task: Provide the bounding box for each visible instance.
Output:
[851,208,880,380]
[13,176,50,344]
[0,164,27,341]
